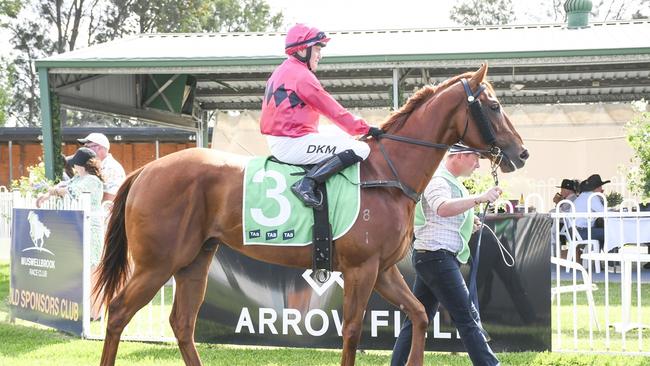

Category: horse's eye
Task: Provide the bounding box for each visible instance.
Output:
[490,104,500,111]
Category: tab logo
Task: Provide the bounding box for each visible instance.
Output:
[248,230,261,239]
[282,230,295,240]
[266,230,278,240]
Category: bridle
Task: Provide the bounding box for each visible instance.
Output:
[361,78,503,201]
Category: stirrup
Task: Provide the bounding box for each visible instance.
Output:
[296,187,324,210]
[311,189,324,210]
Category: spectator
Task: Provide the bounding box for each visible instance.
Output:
[78,133,125,202]
[550,178,581,256]
[62,153,75,181]
[553,178,580,212]
[574,174,609,247]
[37,147,105,318]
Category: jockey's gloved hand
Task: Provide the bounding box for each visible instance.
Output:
[367,127,384,138]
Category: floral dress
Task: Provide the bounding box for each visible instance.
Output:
[66,174,104,266]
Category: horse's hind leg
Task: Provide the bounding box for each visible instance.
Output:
[169,244,218,366]
[340,261,380,366]
[374,264,428,366]
[100,267,172,366]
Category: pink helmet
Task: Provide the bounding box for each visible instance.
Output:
[285,23,331,56]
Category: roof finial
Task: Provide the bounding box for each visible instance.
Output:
[564,0,593,28]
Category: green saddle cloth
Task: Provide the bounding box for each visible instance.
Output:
[243,157,360,246]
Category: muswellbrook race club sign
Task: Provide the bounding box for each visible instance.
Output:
[9,209,85,335]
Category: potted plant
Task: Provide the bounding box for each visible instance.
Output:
[11,162,55,196]
[606,191,623,209]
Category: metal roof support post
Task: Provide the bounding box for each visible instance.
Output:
[39,68,56,180]
[202,110,209,148]
[210,110,218,149]
[392,68,400,111]
[8,140,13,183]
[196,110,209,148]
[196,121,202,148]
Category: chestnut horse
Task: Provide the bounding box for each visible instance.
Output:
[94,63,528,366]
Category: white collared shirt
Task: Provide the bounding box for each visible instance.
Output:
[573,191,605,228]
[413,167,465,253]
[102,154,126,195]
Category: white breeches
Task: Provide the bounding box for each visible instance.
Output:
[266,133,370,165]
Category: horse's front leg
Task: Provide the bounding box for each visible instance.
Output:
[374,264,428,366]
[340,260,380,366]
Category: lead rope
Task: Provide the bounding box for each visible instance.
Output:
[467,156,514,341]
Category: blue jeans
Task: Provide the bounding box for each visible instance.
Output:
[391,250,500,366]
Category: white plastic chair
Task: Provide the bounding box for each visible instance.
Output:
[560,218,601,273]
[551,256,600,331]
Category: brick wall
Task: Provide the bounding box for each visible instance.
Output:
[0,142,195,187]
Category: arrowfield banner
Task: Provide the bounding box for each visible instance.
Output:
[196,214,552,352]
[9,208,85,335]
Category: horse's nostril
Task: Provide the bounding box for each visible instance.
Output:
[520,149,530,160]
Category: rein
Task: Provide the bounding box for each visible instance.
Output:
[360,78,502,202]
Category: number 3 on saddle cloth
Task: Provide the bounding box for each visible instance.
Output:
[242,156,361,274]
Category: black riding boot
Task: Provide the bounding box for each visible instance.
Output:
[291,149,363,210]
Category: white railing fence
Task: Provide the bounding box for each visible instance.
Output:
[551,194,650,355]
[0,187,11,241]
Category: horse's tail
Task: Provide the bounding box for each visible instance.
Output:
[93,167,143,309]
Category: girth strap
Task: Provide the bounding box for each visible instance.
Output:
[361,137,423,202]
[312,182,333,273]
[360,180,421,202]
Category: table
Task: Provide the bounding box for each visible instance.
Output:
[581,252,650,334]
[604,217,650,253]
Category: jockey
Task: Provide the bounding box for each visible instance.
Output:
[260,23,383,209]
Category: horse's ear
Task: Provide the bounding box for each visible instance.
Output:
[470,62,489,86]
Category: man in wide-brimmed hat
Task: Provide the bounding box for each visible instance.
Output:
[574,174,610,246]
[553,178,581,212]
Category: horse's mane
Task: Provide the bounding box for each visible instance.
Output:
[380,71,493,133]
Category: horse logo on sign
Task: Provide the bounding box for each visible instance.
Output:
[22,211,54,256]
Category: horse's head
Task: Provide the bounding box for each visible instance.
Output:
[454,63,528,173]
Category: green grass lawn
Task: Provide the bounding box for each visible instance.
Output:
[552,278,650,353]
[2,262,650,365]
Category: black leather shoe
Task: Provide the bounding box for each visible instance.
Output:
[291,178,323,208]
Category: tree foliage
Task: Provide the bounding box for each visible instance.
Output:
[0,60,12,126]
[5,18,52,126]
[625,103,650,201]
[449,0,516,26]
[1,0,283,126]
[528,0,649,23]
[0,0,21,18]
[93,0,283,44]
